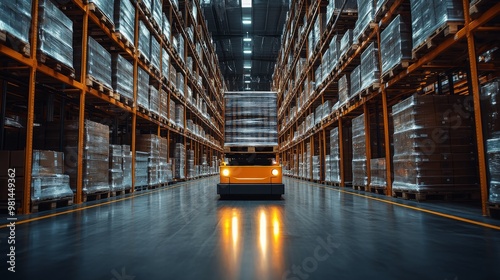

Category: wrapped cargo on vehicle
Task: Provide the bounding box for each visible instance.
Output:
[38,0,74,68]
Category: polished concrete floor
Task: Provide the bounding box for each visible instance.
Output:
[1,176,500,280]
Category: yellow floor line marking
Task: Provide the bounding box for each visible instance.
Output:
[0,180,196,228]
[287,177,500,231]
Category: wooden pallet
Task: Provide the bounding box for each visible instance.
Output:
[224,146,279,153]
[88,3,115,31]
[392,189,480,202]
[360,82,380,97]
[470,0,494,20]
[31,196,73,213]
[86,76,114,96]
[137,105,149,115]
[0,30,30,57]
[135,185,148,191]
[381,60,412,83]
[412,21,463,60]
[356,21,377,44]
[138,51,151,66]
[352,185,368,192]
[374,0,396,22]
[138,0,151,16]
[369,186,387,195]
[120,95,135,107]
[114,32,135,52]
[83,191,110,202]
[37,51,76,78]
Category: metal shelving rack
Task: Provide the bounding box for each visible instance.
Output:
[274,0,500,216]
[0,0,225,214]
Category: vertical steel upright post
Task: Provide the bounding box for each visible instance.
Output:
[23,0,40,214]
[463,0,489,215]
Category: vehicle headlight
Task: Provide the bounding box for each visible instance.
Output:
[271,169,279,176]
[222,169,230,177]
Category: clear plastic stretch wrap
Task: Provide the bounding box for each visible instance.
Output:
[169,98,176,124]
[38,0,73,68]
[109,145,124,191]
[328,0,357,23]
[169,67,177,87]
[177,72,185,95]
[138,20,151,61]
[64,120,110,194]
[158,137,170,184]
[149,85,160,116]
[352,114,367,186]
[151,0,162,28]
[380,15,412,75]
[392,94,478,192]
[134,151,149,187]
[137,134,160,186]
[0,0,32,43]
[338,74,350,106]
[370,158,386,187]
[88,0,114,24]
[162,13,171,41]
[114,0,135,45]
[175,33,185,61]
[31,150,73,202]
[87,36,112,89]
[141,0,152,13]
[151,36,161,72]
[313,156,320,180]
[160,89,168,121]
[329,127,341,183]
[350,65,361,96]
[187,149,195,178]
[31,174,73,202]
[481,79,500,203]
[340,29,353,58]
[175,143,186,179]
[122,145,132,190]
[410,0,463,49]
[224,92,278,147]
[162,48,170,79]
[354,0,375,42]
[306,143,311,180]
[137,67,150,109]
[360,42,379,90]
[112,54,134,101]
[175,104,184,128]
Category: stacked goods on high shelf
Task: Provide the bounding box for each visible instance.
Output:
[380,15,412,76]
[112,54,134,103]
[174,33,185,62]
[323,35,341,82]
[327,127,341,184]
[327,0,357,23]
[136,134,160,187]
[175,143,186,180]
[122,145,132,191]
[353,0,375,43]
[114,0,135,46]
[392,94,478,193]
[306,143,312,180]
[138,20,151,63]
[65,120,110,194]
[162,13,171,42]
[160,89,168,121]
[169,98,176,125]
[88,0,114,24]
[87,36,112,90]
[175,104,185,128]
[158,137,172,183]
[340,29,353,58]
[352,114,367,187]
[481,79,500,203]
[338,74,349,107]
[38,0,73,69]
[187,149,195,178]
[360,42,380,91]
[0,0,31,47]
[135,151,149,188]
[149,85,160,116]
[151,36,161,73]
[313,155,320,180]
[370,158,386,188]
[350,65,361,97]
[410,0,463,50]
[31,150,73,202]
[137,66,150,110]
[162,48,170,80]
[151,0,162,29]
[224,92,278,147]
[176,72,185,96]
[109,145,124,192]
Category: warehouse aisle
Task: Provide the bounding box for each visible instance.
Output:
[1,176,500,279]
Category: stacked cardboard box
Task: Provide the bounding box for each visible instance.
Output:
[87,36,112,89]
[137,134,160,187]
[122,145,132,191]
[329,127,341,183]
[353,0,375,42]
[370,158,386,188]
[380,15,412,76]
[151,36,161,73]
[360,42,379,90]
[109,145,124,192]
[135,151,149,188]
[137,67,149,109]
[88,0,114,24]
[112,54,134,102]
[138,20,151,62]
[175,143,186,179]
[149,85,160,116]
[31,150,73,202]
[0,0,32,44]
[114,0,135,45]
[352,114,367,187]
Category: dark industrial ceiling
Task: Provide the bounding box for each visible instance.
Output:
[202,0,290,91]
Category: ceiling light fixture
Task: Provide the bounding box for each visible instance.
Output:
[242,0,252,8]
[243,50,252,54]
